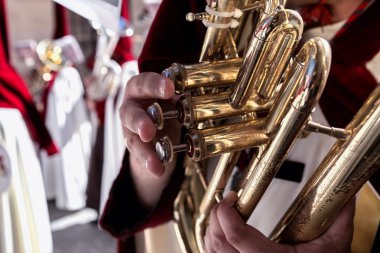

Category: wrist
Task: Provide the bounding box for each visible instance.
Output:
[129,154,178,209]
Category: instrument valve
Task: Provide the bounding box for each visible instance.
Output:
[186,12,209,22]
[156,136,188,162]
[147,102,179,130]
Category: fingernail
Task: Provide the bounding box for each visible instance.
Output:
[137,122,143,138]
[159,80,167,97]
[225,191,238,207]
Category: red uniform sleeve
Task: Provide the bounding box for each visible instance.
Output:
[319,0,380,128]
[0,0,59,155]
[99,0,205,240]
[138,0,206,73]
[99,150,185,240]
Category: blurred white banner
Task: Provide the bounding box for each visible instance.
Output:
[53,0,122,31]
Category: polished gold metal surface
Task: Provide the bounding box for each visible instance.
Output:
[148,90,273,129]
[351,183,380,253]
[185,118,268,160]
[178,91,271,127]
[174,158,206,253]
[270,86,380,243]
[194,152,241,251]
[198,0,240,61]
[146,1,379,252]
[155,118,268,162]
[231,0,262,49]
[229,6,303,108]
[162,58,242,94]
[236,37,331,220]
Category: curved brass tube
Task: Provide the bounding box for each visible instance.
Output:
[236,37,331,220]
[195,152,241,253]
[186,118,268,161]
[229,7,303,109]
[162,58,242,94]
[177,91,272,127]
[147,90,273,129]
[270,86,380,243]
[155,118,268,162]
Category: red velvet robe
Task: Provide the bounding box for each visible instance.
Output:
[0,0,58,155]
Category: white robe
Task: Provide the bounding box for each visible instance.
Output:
[0,108,52,253]
[40,66,93,210]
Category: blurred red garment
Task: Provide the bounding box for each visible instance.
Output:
[0,0,58,155]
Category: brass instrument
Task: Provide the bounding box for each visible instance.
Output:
[86,22,123,101]
[146,0,379,252]
[35,39,65,81]
[87,18,134,101]
[24,39,67,111]
[270,86,380,243]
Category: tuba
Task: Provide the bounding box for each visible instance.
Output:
[24,39,67,111]
[146,1,380,252]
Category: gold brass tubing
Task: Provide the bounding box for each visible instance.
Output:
[232,1,287,51]
[240,1,264,13]
[195,152,241,253]
[229,8,303,109]
[270,86,380,243]
[260,1,288,21]
[254,32,294,102]
[251,7,303,103]
[162,58,242,94]
[174,158,207,253]
[305,121,349,140]
[265,37,331,133]
[174,174,200,253]
[231,0,261,50]
[346,84,380,130]
[199,0,239,61]
[222,29,240,59]
[186,118,268,161]
[236,107,311,220]
[236,37,331,220]
[174,192,197,253]
[178,91,272,128]
[236,0,288,25]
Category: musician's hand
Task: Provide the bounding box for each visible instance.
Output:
[119,72,181,208]
[204,191,355,253]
